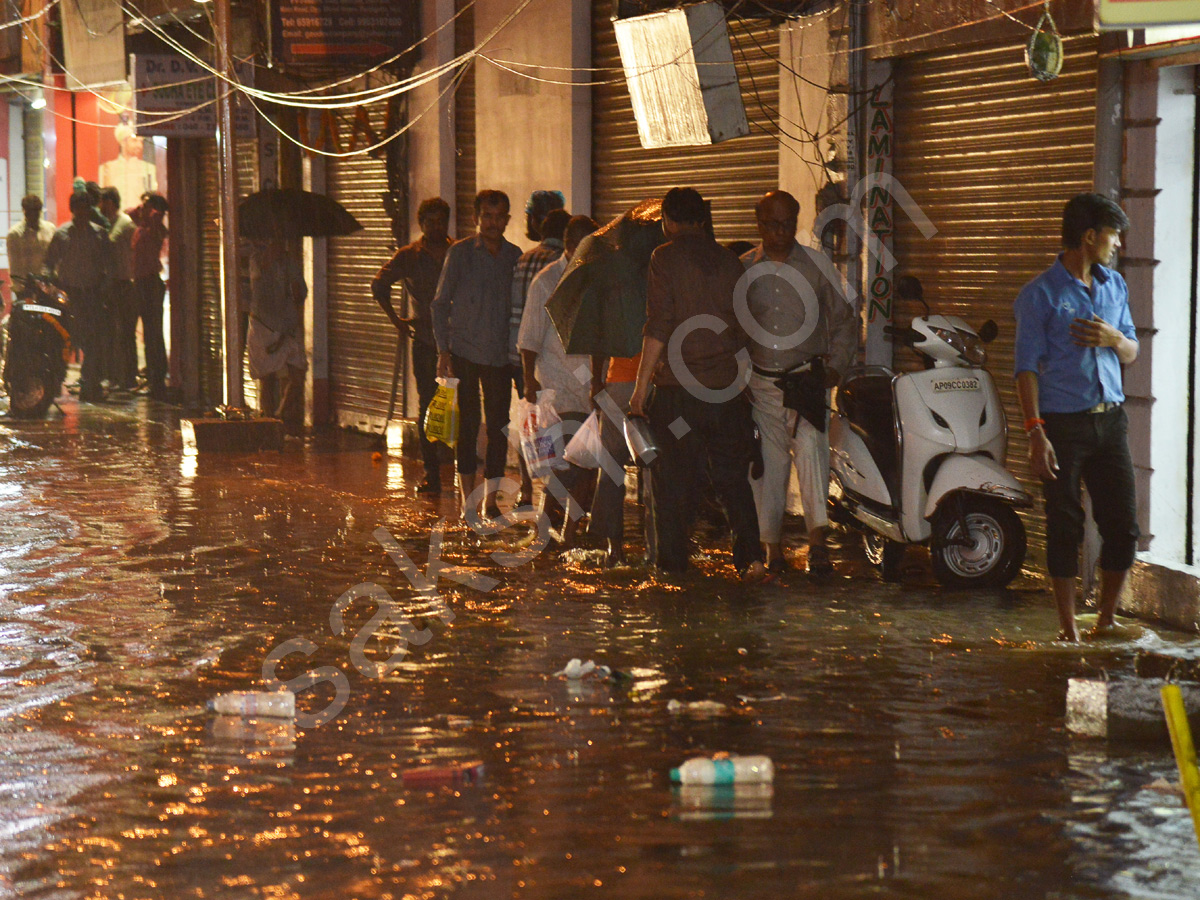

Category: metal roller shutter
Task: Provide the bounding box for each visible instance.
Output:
[592,4,780,241]
[327,103,400,433]
[890,34,1099,559]
[455,0,476,239]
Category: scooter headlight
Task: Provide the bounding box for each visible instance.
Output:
[929,326,986,365]
[961,331,986,366]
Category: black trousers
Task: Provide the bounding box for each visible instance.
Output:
[452,354,511,479]
[111,279,138,388]
[66,285,107,395]
[646,385,762,573]
[412,340,441,482]
[1042,406,1139,578]
[135,276,167,392]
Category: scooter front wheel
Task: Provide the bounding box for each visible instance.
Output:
[863,533,904,583]
[931,496,1025,589]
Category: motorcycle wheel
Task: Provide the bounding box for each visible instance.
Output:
[863,533,904,583]
[5,371,57,419]
[931,496,1026,589]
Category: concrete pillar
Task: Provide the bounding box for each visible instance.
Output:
[778,14,842,247]
[407,0,458,242]
[304,154,329,427]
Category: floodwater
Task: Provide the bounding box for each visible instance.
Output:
[1,398,1198,900]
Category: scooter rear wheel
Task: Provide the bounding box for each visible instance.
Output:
[5,371,57,419]
[863,533,904,583]
[931,496,1025,589]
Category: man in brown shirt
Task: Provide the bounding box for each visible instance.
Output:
[629,187,765,580]
[372,197,452,494]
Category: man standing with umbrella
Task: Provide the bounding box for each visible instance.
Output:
[372,197,453,494]
[247,238,308,433]
[431,189,523,520]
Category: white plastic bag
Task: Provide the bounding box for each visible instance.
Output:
[563,410,604,469]
[518,390,565,479]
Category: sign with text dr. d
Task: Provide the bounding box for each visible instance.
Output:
[131,54,256,138]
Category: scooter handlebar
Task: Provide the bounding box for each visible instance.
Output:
[882,324,921,345]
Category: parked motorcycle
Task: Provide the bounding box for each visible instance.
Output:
[829,301,1032,588]
[3,274,71,419]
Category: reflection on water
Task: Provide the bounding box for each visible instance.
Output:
[0,400,1198,898]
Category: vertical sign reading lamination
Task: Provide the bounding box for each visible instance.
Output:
[864,61,894,367]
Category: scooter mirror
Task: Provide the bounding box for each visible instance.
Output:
[978,319,999,343]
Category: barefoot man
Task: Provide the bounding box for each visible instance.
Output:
[1014,193,1140,642]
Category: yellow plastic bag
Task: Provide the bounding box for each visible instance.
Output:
[423,377,460,448]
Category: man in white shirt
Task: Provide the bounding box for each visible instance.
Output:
[6,195,55,310]
[517,214,599,541]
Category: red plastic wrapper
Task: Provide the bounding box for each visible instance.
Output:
[400,760,485,787]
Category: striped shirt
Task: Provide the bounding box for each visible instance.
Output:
[509,239,563,365]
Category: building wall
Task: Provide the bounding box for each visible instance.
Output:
[778,12,847,247]
[472,0,592,246]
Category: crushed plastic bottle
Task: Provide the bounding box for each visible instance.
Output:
[667,699,727,715]
[670,754,774,785]
[401,760,485,787]
[207,690,296,718]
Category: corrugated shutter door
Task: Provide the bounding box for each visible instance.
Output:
[198,140,223,407]
[592,6,780,241]
[327,105,400,433]
[891,35,1098,559]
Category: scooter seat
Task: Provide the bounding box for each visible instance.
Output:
[839,370,900,502]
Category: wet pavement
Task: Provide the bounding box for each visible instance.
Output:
[1,395,1199,899]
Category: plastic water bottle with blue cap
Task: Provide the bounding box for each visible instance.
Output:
[670,754,773,785]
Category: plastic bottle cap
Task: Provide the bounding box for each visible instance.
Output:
[669,767,681,782]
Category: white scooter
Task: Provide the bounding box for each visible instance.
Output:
[829,301,1032,588]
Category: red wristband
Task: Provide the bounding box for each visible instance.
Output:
[1024,417,1046,433]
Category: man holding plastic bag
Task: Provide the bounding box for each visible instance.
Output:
[517,215,600,542]
[430,189,523,519]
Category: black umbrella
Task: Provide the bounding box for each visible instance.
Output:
[546,199,665,358]
[237,188,363,239]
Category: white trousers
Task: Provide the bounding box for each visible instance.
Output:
[749,372,829,543]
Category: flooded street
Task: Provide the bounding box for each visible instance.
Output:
[1,399,1198,899]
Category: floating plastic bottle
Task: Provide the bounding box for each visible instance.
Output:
[401,760,485,787]
[207,690,296,718]
[670,755,774,785]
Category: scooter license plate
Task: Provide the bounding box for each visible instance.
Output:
[931,377,980,393]
[22,304,61,317]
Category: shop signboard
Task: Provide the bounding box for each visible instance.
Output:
[1097,0,1200,28]
[130,54,256,138]
[271,0,412,66]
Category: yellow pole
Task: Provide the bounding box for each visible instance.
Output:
[1161,684,1200,851]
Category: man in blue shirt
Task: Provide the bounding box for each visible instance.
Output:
[431,189,523,519]
[1014,193,1139,642]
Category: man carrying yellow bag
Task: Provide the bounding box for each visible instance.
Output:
[423,377,460,449]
